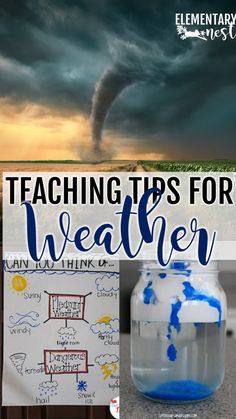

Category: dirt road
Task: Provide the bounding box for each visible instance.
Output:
[131,164,146,172]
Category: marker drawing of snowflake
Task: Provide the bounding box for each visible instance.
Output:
[77,380,87,392]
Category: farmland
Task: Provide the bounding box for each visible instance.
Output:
[140,160,236,172]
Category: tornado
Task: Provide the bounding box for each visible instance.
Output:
[90,40,169,156]
[91,66,142,154]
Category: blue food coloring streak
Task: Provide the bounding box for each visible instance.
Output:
[159,272,167,279]
[167,344,177,361]
[170,300,182,333]
[170,261,190,270]
[143,281,157,305]
[167,280,222,361]
[144,380,213,401]
[183,281,222,327]
[168,261,191,360]
[174,269,192,277]
[167,300,182,361]
[171,261,192,277]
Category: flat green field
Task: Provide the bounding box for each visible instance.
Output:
[140,160,236,172]
[0,160,236,172]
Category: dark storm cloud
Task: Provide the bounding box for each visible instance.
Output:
[0,0,236,158]
[0,0,111,112]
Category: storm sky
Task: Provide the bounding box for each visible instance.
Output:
[0,0,236,160]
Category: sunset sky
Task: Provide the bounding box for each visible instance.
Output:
[0,0,236,161]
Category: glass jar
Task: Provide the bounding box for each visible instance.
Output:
[131,261,227,403]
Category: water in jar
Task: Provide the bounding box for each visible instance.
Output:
[131,319,225,403]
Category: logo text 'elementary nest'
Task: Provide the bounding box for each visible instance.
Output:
[175,13,236,41]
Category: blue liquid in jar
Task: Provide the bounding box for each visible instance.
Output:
[131,320,225,403]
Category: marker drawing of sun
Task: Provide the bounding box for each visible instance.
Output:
[98,315,112,324]
[9,275,29,294]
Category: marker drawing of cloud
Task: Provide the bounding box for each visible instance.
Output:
[95,274,119,292]
[57,327,77,336]
[95,354,119,366]
[39,381,58,389]
[90,318,119,335]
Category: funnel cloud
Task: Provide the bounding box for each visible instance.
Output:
[90,40,167,155]
[91,67,140,152]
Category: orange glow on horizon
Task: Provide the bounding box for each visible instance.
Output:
[0,100,165,161]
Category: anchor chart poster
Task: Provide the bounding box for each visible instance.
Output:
[2,259,119,406]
